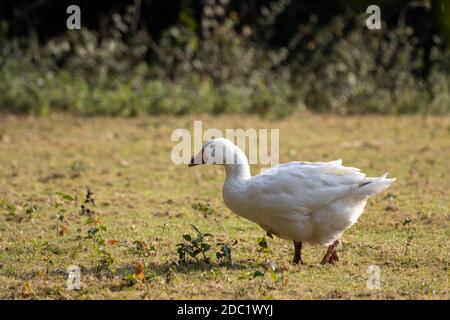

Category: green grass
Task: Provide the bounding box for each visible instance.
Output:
[0,113,448,299]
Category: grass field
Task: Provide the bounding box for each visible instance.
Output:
[0,113,448,299]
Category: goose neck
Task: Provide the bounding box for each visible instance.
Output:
[222,143,251,180]
[224,163,251,180]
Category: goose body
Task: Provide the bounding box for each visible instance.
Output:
[190,138,395,264]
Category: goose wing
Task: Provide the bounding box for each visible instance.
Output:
[248,160,368,214]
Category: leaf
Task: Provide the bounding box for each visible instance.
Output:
[62,195,74,201]
[258,237,268,249]
[107,239,119,245]
[85,216,94,225]
[25,206,38,216]
[190,224,202,235]
[87,226,100,238]
[252,271,264,278]
[124,273,137,286]
[183,234,192,241]
[133,240,148,249]
[268,269,280,282]
[403,217,412,226]
[134,261,145,281]
[71,160,85,174]
[201,243,211,251]
[192,202,215,216]
[216,243,233,264]
[58,225,68,236]
[56,192,74,201]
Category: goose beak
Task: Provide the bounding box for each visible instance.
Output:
[189,157,198,167]
[189,150,205,167]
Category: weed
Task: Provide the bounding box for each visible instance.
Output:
[256,233,273,260]
[216,242,233,266]
[265,260,284,283]
[71,160,85,178]
[175,224,238,267]
[40,242,62,275]
[123,260,157,286]
[80,189,114,270]
[53,192,74,236]
[248,233,285,285]
[131,240,155,257]
[192,202,215,217]
[84,189,96,207]
[403,217,415,256]
[176,225,213,264]
[0,200,17,221]
[25,205,38,221]
[216,239,238,266]
[123,272,138,286]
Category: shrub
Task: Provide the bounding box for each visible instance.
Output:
[0,2,448,116]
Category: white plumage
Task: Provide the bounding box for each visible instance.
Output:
[190,138,395,264]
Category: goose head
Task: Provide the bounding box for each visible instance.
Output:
[189,138,251,179]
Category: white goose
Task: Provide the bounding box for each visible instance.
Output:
[189,138,395,264]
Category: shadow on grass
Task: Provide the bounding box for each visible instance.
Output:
[145,260,251,275]
[10,260,253,282]
[109,261,253,292]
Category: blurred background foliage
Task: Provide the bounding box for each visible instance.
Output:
[0,0,449,116]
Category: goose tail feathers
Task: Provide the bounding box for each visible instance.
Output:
[356,174,396,196]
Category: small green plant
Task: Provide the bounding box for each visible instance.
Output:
[216,242,233,266]
[54,192,74,236]
[93,234,114,270]
[252,270,265,279]
[83,188,96,207]
[0,199,17,221]
[256,232,273,257]
[131,240,155,257]
[123,272,138,286]
[176,225,238,266]
[71,160,86,177]
[257,236,268,252]
[40,242,62,275]
[176,225,213,263]
[248,258,285,291]
[123,260,156,286]
[251,232,284,283]
[265,260,284,283]
[25,205,38,221]
[80,189,114,269]
[248,261,285,292]
[403,217,415,256]
[192,202,215,217]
